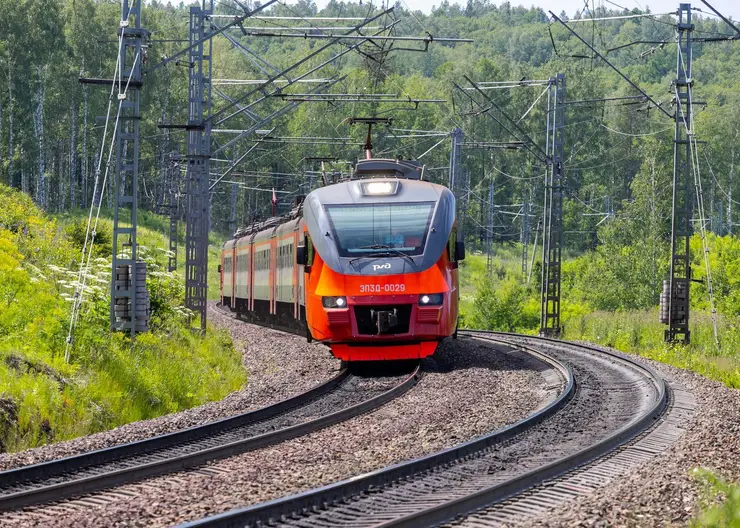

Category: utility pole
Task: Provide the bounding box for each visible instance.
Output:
[540,73,565,338]
[664,3,693,344]
[111,0,147,337]
[184,1,213,332]
[168,152,180,272]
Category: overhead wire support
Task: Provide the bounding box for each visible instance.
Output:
[184,1,214,333]
[233,31,473,44]
[146,0,279,73]
[549,11,673,120]
[540,74,566,338]
[458,76,549,164]
[663,3,694,344]
[208,8,395,126]
[111,0,147,338]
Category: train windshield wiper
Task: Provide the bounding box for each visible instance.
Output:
[349,244,415,266]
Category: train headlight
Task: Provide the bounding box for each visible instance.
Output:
[323,296,347,308]
[361,181,399,195]
[418,294,443,306]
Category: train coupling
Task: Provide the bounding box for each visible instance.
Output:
[372,308,398,334]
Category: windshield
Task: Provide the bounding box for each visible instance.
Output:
[325,202,435,257]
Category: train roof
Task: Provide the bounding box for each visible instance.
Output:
[307,177,444,206]
[352,158,423,180]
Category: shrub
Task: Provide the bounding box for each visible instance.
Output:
[692,468,740,527]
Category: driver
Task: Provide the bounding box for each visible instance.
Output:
[384,230,405,248]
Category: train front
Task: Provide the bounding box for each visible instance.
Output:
[303,161,462,361]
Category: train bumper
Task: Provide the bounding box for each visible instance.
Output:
[313,293,450,361]
[330,341,438,361]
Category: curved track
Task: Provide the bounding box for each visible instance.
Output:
[0,364,420,512]
[180,331,665,528]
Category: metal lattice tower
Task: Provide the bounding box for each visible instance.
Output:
[110,0,146,337]
[540,73,565,337]
[184,1,213,332]
[665,3,693,344]
[449,128,464,234]
[168,153,181,272]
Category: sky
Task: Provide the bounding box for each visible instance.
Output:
[311,0,740,22]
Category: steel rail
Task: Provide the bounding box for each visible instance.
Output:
[0,362,421,512]
[373,330,668,527]
[178,338,575,527]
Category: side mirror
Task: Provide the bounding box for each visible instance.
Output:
[455,240,466,262]
[217,264,222,273]
[296,245,307,266]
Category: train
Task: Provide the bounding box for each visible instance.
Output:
[219,158,464,362]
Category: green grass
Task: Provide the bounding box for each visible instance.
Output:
[692,469,740,527]
[562,309,740,388]
[0,188,246,453]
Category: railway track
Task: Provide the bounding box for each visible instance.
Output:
[179,331,670,528]
[0,363,420,512]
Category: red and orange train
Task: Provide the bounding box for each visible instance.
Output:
[219,159,464,362]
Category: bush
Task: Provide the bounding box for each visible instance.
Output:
[467,275,539,332]
[692,468,740,527]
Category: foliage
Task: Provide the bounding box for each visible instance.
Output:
[459,251,539,332]
[692,468,740,528]
[0,184,246,452]
[467,274,539,332]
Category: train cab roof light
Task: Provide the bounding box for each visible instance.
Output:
[361,180,399,196]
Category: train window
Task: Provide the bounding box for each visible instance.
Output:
[324,202,435,258]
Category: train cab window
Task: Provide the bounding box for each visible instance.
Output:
[324,202,434,258]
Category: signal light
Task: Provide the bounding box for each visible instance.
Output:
[323,296,347,308]
[418,294,443,306]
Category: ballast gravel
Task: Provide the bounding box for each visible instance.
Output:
[0,303,337,472]
[506,346,740,528]
[5,336,550,527]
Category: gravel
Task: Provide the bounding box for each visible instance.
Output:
[506,346,740,528]
[6,336,551,527]
[0,303,338,472]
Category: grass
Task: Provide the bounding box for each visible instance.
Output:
[561,310,740,389]
[0,187,246,453]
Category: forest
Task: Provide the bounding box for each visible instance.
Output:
[0,0,739,437]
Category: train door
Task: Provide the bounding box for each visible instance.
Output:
[270,228,278,315]
[248,233,256,311]
[219,250,224,305]
[293,222,300,319]
[230,245,236,308]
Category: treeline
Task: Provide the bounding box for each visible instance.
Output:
[1,0,739,274]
